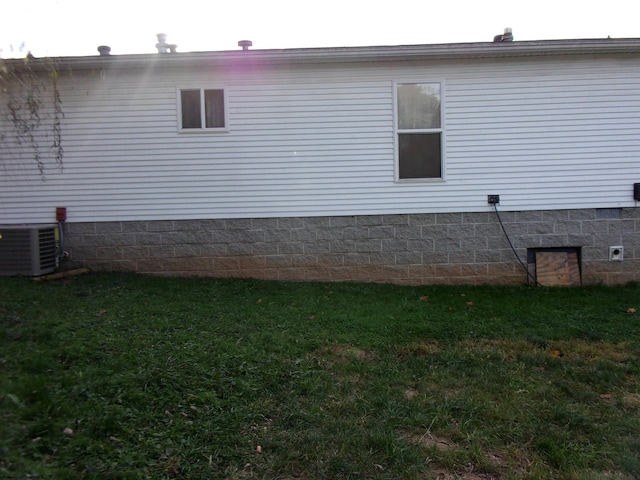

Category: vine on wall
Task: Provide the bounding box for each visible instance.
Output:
[0,57,64,180]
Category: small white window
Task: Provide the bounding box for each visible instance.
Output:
[179,88,228,131]
[395,82,443,180]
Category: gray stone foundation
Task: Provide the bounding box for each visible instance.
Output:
[63,208,640,285]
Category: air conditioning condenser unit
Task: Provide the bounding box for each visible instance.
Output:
[0,224,58,276]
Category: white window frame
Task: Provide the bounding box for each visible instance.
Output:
[177,86,229,133]
[393,80,445,182]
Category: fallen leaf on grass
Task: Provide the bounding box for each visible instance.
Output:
[96,310,107,317]
[419,296,429,301]
[466,301,474,306]
[550,350,562,357]
[627,307,636,314]
[599,393,614,400]
[256,445,263,454]
[63,427,73,435]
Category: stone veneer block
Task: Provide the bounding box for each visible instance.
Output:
[62,209,640,286]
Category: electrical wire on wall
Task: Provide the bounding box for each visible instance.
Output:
[491,203,540,286]
[55,207,69,267]
[57,221,65,267]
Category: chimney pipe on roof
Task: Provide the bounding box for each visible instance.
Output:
[97,45,111,56]
[156,33,177,53]
[156,33,168,52]
[238,40,253,51]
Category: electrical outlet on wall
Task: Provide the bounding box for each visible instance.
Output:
[488,195,500,204]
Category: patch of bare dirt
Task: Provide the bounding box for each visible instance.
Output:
[623,392,640,408]
[404,387,419,400]
[398,340,442,359]
[431,468,500,479]
[311,344,377,366]
[406,432,456,451]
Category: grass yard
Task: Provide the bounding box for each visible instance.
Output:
[1,273,639,479]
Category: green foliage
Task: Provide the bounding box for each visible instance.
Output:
[1,274,639,479]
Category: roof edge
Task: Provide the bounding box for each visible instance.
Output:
[6,38,640,71]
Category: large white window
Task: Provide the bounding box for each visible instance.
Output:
[178,88,228,131]
[395,82,443,180]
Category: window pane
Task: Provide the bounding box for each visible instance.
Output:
[204,89,225,128]
[181,90,201,128]
[398,83,440,129]
[399,133,441,179]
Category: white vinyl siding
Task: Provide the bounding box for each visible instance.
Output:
[444,62,640,207]
[1,54,640,223]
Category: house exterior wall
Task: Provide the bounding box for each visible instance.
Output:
[2,47,640,284]
[2,54,640,224]
[63,208,640,286]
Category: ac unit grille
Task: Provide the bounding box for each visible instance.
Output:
[38,228,57,271]
[0,225,58,276]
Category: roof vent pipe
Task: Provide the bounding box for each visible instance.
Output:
[156,33,177,53]
[97,45,111,56]
[238,40,253,51]
[493,28,513,43]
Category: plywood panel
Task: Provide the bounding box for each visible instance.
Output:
[535,251,581,287]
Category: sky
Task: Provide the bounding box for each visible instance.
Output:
[1,0,638,58]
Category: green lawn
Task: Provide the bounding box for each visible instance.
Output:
[1,273,639,479]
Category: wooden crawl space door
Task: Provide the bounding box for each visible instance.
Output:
[527,247,582,287]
